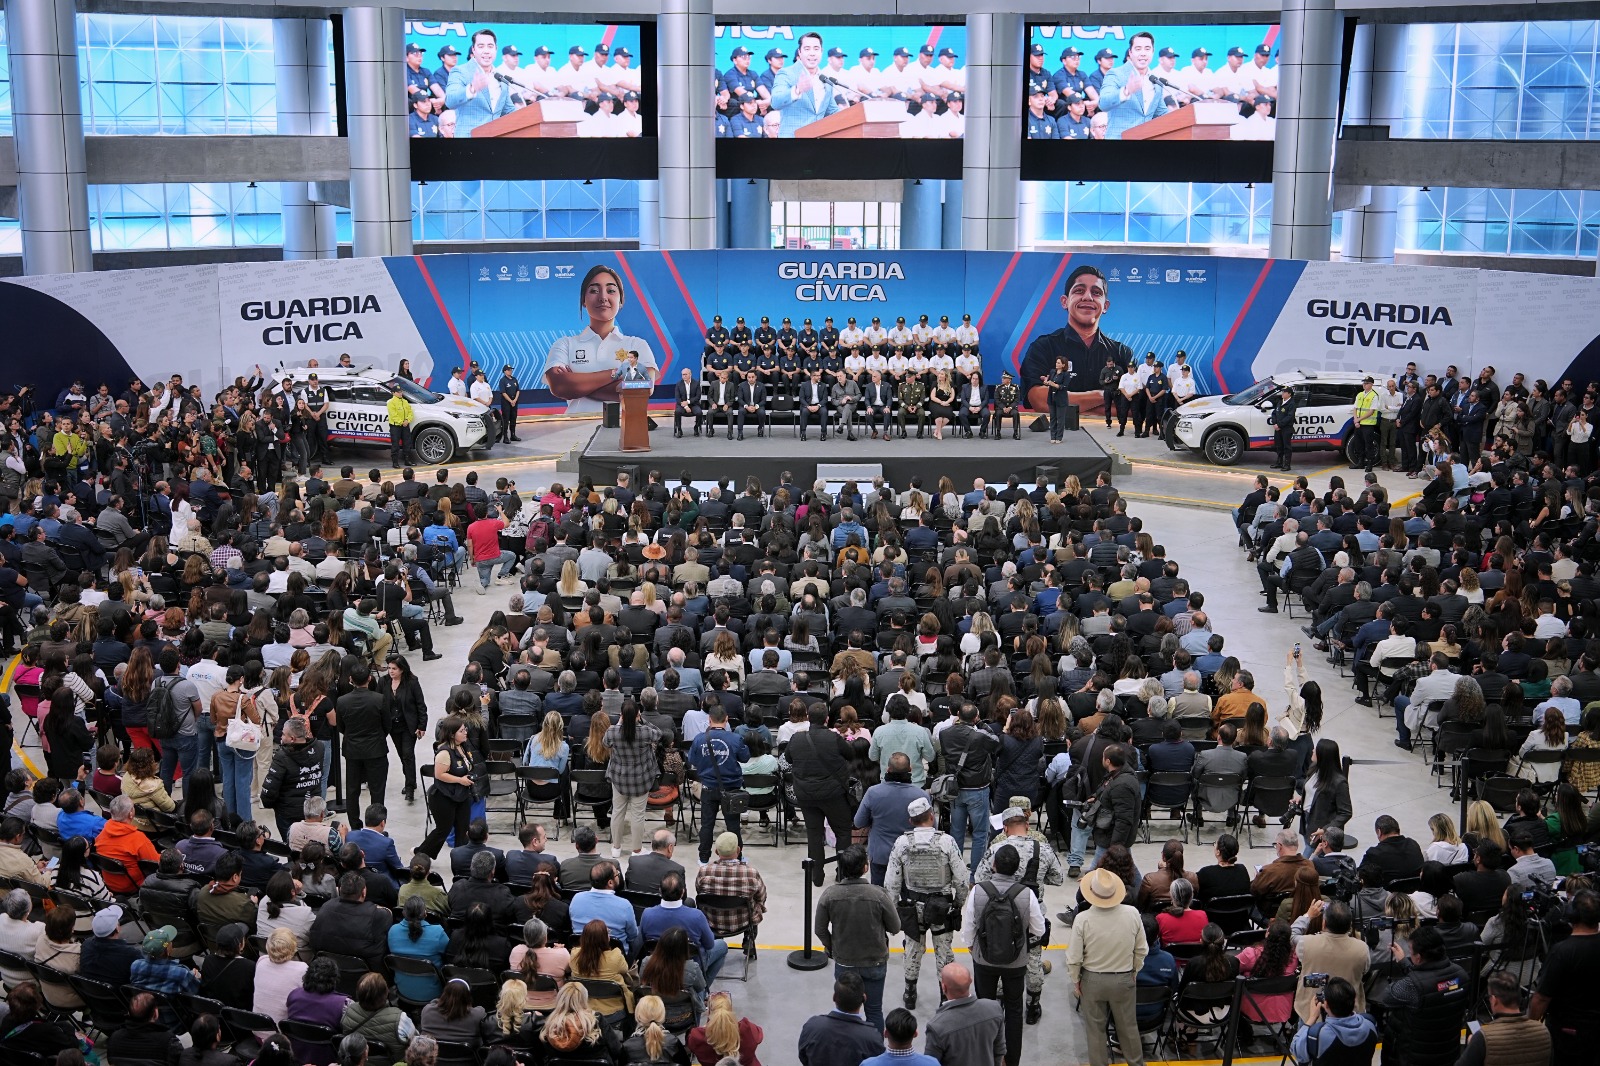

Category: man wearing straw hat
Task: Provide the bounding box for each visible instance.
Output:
[1066,867,1149,1066]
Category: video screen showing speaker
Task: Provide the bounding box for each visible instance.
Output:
[712,23,966,180]
[1021,24,1280,183]
[405,19,656,180]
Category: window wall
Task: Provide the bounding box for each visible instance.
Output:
[770,200,902,250]
[413,181,639,243]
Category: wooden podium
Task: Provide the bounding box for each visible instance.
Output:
[619,383,652,453]
[1120,101,1241,141]
[472,98,588,138]
[795,100,909,139]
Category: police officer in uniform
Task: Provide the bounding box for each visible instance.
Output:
[304,372,332,463]
[819,315,840,349]
[722,46,758,112]
[885,797,968,1010]
[797,317,818,357]
[733,341,757,380]
[897,373,928,439]
[1268,384,1297,470]
[755,344,779,399]
[729,315,752,347]
[1052,47,1088,118]
[497,364,521,442]
[405,43,433,108]
[1026,83,1058,138]
[754,315,777,350]
[1097,352,1122,428]
[974,799,1065,1025]
[704,314,729,350]
[776,316,797,357]
[778,344,804,404]
[1141,359,1169,439]
[840,316,865,349]
[705,342,734,381]
[991,371,1022,441]
[730,95,764,136]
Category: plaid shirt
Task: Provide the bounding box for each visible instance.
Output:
[694,859,768,935]
[602,722,664,796]
[130,955,200,995]
[208,544,242,571]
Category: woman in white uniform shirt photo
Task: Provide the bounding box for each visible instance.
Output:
[542,264,658,415]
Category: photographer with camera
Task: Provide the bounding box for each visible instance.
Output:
[1290,900,1371,1024]
[1530,888,1600,1059]
[1290,975,1377,1066]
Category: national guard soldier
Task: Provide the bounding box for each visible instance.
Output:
[673,367,702,437]
[991,371,1022,440]
[888,316,913,348]
[886,797,968,1011]
[776,316,798,357]
[840,316,866,349]
[864,316,889,348]
[797,317,819,356]
[911,314,934,347]
[1027,84,1058,138]
[955,313,979,349]
[884,345,908,384]
[730,315,752,347]
[864,370,895,439]
[819,315,840,349]
[1269,384,1297,471]
[736,370,767,440]
[754,315,777,350]
[897,373,928,439]
[755,344,780,398]
[705,369,737,438]
[778,345,804,403]
[974,798,1065,1025]
[832,369,862,441]
[864,344,889,383]
[722,46,758,113]
[705,314,729,350]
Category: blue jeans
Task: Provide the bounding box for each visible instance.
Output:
[318,738,333,798]
[1394,695,1412,744]
[704,938,729,983]
[195,715,215,776]
[1068,820,1090,868]
[475,551,517,588]
[949,787,991,875]
[218,744,253,822]
[834,960,888,1032]
[159,733,198,792]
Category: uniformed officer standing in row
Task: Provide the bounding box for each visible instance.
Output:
[497,363,521,442]
[887,796,968,1011]
[1269,384,1297,470]
[975,798,1065,1026]
[991,371,1022,440]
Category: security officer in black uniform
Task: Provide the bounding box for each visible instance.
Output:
[819,343,845,382]
[497,364,521,442]
[730,315,752,347]
[1269,384,1298,471]
[819,316,840,349]
[798,317,819,357]
[705,343,734,380]
[1141,359,1169,440]
[755,345,779,399]
[733,341,757,380]
[754,315,777,350]
[705,314,729,350]
[991,372,1022,441]
[778,345,804,403]
[776,316,798,357]
[405,44,433,108]
[1097,352,1121,428]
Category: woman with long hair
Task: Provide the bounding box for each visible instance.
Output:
[1176,923,1238,1034]
[686,990,764,1066]
[49,836,109,931]
[1464,799,1509,854]
[639,926,707,1018]
[210,662,262,822]
[119,646,158,753]
[1425,812,1468,865]
[511,869,572,940]
[1235,919,1298,1028]
[539,983,622,1062]
[1480,883,1540,981]
[1277,861,1323,923]
[523,710,570,773]
[621,995,679,1065]
[1298,738,1352,849]
[508,916,569,1010]
[1514,706,1568,783]
[1547,782,1588,875]
[417,715,475,858]
[382,654,428,805]
[602,700,661,860]
[387,895,449,1003]
[567,918,634,1019]
[258,869,314,942]
[445,902,511,974]
[120,744,175,832]
[41,689,93,782]
[180,765,226,824]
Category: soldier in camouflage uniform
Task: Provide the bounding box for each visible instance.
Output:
[896,375,928,439]
[885,796,968,1010]
[974,796,1065,1025]
[991,371,1023,441]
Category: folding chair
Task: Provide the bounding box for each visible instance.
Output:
[695,892,758,981]
[517,766,569,837]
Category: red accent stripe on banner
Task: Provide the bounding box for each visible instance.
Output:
[614,252,673,375]
[925,27,943,51]
[414,255,472,374]
[661,251,706,337]
[1008,253,1072,375]
[600,25,617,51]
[976,251,1023,333]
[1263,25,1280,52]
[1212,260,1272,394]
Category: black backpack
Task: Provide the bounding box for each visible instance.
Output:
[975,880,1028,966]
[147,676,183,740]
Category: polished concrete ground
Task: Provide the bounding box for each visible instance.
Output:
[52,417,1434,1064]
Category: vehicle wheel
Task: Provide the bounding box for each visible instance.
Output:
[1162,416,1184,451]
[1340,434,1358,466]
[412,425,456,466]
[1203,427,1246,466]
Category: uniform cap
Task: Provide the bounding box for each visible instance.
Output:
[622,90,640,102]
[1028,76,1050,96]
[437,45,460,57]
[712,314,722,322]
[1062,46,1083,58]
[859,47,878,57]
[940,315,950,322]
[1030,44,1045,57]
[847,316,857,324]
[803,318,813,324]
[781,316,791,323]
[919,44,935,56]
[766,48,785,60]
[990,806,1027,829]
[595,91,615,102]
[1227,46,1246,57]
[870,316,881,324]
[893,47,912,58]
[569,45,588,56]
[1095,48,1116,60]
[1159,47,1178,58]
[534,46,553,56]
[735,315,745,322]
[406,43,425,54]
[827,47,846,58]
[1064,92,1084,105]
[502,364,514,371]
[939,47,958,59]
[906,797,933,818]
[896,316,906,323]
[731,46,752,58]
[1252,94,1273,107]
[1192,47,1212,57]
[502,45,521,56]
[1255,44,1272,55]
[615,47,633,58]
[91,904,124,937]
[760,315,770,323]
[949,91,963,101]
[962,313,972,321]
[920,93,938,104]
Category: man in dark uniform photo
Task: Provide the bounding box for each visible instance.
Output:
[1097,352,1121,429]
[754,315,777,350]
[730,315,752,347]
[497,364,520,442]
[897,374,928,440]
[705,314,729,350]
[1020,264,1133,426]
[1269,385,1297,471]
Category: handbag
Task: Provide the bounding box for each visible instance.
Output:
[225,695,262,754]
[928,749,970,803]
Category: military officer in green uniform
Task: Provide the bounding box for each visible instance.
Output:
[897,374,928,439]
[991,371,1022,440]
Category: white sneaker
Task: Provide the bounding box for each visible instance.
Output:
[475,584,486,595]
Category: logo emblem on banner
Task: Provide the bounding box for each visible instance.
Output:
[1165,269,1181,283]
[477,268,491,281]
[555,265,577,279]
[1108,268,1121,282]
[1186,269,1207,283]
[517,266,530,281]
[1128,267,1141,281]
[498,266,511,280]
[535,266,550,280]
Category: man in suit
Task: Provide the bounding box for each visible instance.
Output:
[625,829,687,894]
[1097,32,1168,139]
[831,372,861,441]
[799,369,830,441]
[957,372,988,438]
[736,370,767,440]
[673,368,702,437]
[445,28,517,136]
[705,369,736,438]
[771,32,842,138]
[863,371,894,439]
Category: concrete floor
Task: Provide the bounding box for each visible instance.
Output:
[88,416,1435,1063]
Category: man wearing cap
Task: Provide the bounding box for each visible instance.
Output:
[1215,46,1255,103]
[818,314,840,349]
[904,93,944,137]
[1184,47,1217,99]
[405,43,433,107]
[495,44,530,93]
[703,314,728,351]
[1066,868,1149,1066]
[991,372,1022,440]
[885,316,912,349]
[751,315,775,351]
[932,315,957,348]
[863,316,888,348]
[522,45,561,97]
[883,46,919,100]
[1026,84,1058,139]
[1026,43,1054,109]
[495,365,520,443]
[79,903,139,985]
[1085,47,1117,110]
[932,47,964,98]
[1099,32,1168,139]
[131,924,202,995]
[303,372,332,464]
[1237,94,1276,139]
[552,44,599,100]
[431,44,460,101]
[1057,92,1091,138]
[772,31,841,137]
[580,92,620,136]
[975,799,1066,1025]
[1021,263,1132,416]
[755,47,785,112]
[722,47,758,112]
[446,28,517,137]
[1050,47,1087,117]
[954,313,979,351]
[885,796,966,1011]
[1154,46,1183,109]
[387,382,415,466]
[728,314,751,348]
[1249,43,1279,100]
[1352,376,1380,473]
[848,47,886,98]
[579,41,611,84]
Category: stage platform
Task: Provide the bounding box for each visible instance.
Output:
[574,422,1112,488]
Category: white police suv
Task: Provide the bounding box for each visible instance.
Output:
[1168,370,1372,466]
[279,367,498,466]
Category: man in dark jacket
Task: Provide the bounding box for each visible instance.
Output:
[336,661,390,812]
[258,717,324,840]
[1089,745,1141,863]
[1359,815,1425,886]
[786,704,856,886]
[937,704,1001,876]
[797,972,886,1066]
[79,903,141,985]
[106,992,181,1066]
[308,871,393,967]
[447,850,515,921]
[814,845,901,1033]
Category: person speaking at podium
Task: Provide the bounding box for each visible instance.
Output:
[771,32,842,138]
[446,28,517,136]
[1097,32,1168,140]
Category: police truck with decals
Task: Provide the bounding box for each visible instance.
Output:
[278,367,498,466]
[1167,369,1376,466]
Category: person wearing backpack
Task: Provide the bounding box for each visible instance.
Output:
[960,844,1044,1066]
[153,647,204,792]
[1066,867,1149,1066]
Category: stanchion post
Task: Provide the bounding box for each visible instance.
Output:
[787,855,831,971]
